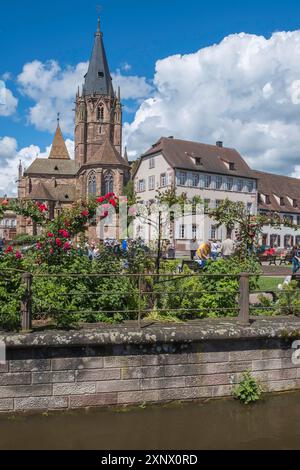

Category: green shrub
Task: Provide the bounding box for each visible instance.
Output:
[276,281,300,316]
[152,256,260,320]
[233,370,263,404]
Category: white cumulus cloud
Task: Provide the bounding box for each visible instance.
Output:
[0,80,18,116]
[17,59,153,134]
[123,31,300,176]
[0,135,74,196]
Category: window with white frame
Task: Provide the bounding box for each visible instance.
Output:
[149,157,155,169]
[215,199,223,208]
[225,177,233,191]
[148,175,155,191]
[246,180,254,193]
[237,179,244,192]
[192,224,197,239]
[191,173,199,187]
[160,173,167,187]
[204,175,211,188]
[210,225,217,239]
[138,179,145,192]
[179,224,185,239]
[178,171,187,186]
[216,176,222,190]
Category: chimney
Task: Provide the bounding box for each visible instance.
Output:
[216,141,223,148]
[168,136,174,139]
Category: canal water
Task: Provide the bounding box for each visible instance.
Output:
[0,392,300,450]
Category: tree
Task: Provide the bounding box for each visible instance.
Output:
[209,199,296,258]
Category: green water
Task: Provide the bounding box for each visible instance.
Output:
[0,392,299,450]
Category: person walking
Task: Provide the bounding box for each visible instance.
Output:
[190,238,198,260]
[221,236,236,259]
[292,245,300,274]
[211,240,219,261]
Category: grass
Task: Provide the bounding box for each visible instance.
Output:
[258,276,284,292]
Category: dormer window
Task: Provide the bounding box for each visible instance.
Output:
[280,197,285,206]
[293,199,298,208]
[194,158,202,166]
[54,166,59,171]
[98,71,104,78]
[221,158,235,171]
[266,195,271,205]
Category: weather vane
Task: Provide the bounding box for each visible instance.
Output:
[57,112,60,124]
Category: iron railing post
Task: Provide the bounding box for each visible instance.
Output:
[238,272,250,325]
[21,272,32,332]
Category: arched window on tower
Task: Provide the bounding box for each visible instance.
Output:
[97,105,104,121]
[104,172,114,195]
[88,172,97,195]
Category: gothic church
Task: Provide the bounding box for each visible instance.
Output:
[17,19,130,235]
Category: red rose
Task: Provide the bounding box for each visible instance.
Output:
[5,246,13,254]
[104,192,114,199]
[36,242,42,250]
[55,238,62,247]
[15,251,22,260]
[109,198,116,207]
[59,229,69,238]
[81,210,89,217]
[47,232,54,238]
[64,241,71,251]
[97,196,105,203]
[49,248,54,255]
[101,211,109,218]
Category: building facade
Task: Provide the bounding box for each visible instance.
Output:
[17,19,130,237]
[133,137,300,251]
[0,209,17,242]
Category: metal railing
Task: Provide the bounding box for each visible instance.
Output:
[1,270,299,332]
[12,271,251,331]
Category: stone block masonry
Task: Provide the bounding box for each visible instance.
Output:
[1,317,300,412]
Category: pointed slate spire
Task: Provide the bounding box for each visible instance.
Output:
[83,18,114,97]
[124,146,128,162]
[49,120,70,160]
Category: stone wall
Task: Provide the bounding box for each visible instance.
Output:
[1,318,300,413]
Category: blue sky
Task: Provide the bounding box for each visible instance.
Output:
[2,0,300,194]
[1,0,300,148]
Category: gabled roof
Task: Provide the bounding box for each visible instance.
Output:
[83,19,114,97]
[138,137,255,179]
[26,182,56,201]
[88,138,130,167]
[49,124,70,160]
[254,170,300,214]
[24,159,78,176]
[26,182,77,203]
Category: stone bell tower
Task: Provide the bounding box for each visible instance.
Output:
[75,18,123,166]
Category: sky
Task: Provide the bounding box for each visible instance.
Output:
[2,0,300,194]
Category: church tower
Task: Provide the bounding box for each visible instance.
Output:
[75,19,129,198]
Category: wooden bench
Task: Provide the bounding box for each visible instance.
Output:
[258,254,277,266]
[279,254,293,265]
